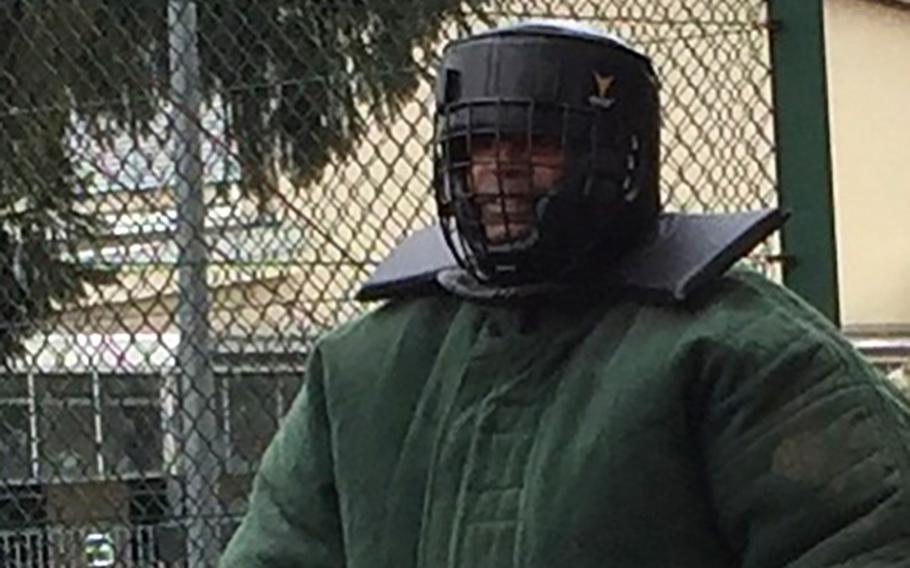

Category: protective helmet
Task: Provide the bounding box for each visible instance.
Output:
[433,20,661,286]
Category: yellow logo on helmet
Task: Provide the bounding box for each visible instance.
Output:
[590,72,616,109]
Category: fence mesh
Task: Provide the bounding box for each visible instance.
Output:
[3,0,788,565]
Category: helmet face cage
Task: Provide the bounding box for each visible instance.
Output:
[433,24,661,286]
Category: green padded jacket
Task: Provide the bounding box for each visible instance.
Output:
[220,271,910,567]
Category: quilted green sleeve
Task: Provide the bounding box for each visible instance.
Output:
[699,304,910,568]
[219,347,345,567]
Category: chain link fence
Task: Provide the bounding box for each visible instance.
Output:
[0,0,814,565]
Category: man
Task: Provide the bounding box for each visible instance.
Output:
[221,21,910,567]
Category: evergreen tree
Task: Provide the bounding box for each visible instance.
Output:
[0,0,486,358]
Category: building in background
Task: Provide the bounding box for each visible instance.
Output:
[825,0,910,385]
[0,103,310,564]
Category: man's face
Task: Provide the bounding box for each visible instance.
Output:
[468,135,566,244]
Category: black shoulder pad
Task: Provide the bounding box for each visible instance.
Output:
[355,225,455,301]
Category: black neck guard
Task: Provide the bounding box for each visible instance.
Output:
[356,209,787,304]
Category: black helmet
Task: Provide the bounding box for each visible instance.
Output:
[433,20,662,286]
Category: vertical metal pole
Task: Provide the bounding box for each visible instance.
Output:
[768,0,841,324]
[92,369,104,476]
[28,371,39,479]
[168,0,221,565]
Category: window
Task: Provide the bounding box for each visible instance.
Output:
[2,366,300,481]
[36,375,97,480]
[74,208,301,269]
[0,378,31,480]
[127,477,169,525]
[224,374,280,470]
[29,373,164,481]
[0,483,47,530]
[71,100,239,195]
[100,375,163,476]
[101,406,163,476]
[0,405,31,480]
[220,372,302,473]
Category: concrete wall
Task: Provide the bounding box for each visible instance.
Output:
[825,0,910,329]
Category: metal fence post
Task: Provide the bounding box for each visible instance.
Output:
[168,0,222,565]
[768,0,841,324]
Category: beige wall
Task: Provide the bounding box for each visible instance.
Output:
[825,0,910,328]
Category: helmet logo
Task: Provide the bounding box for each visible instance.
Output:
[589,72,616,109]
